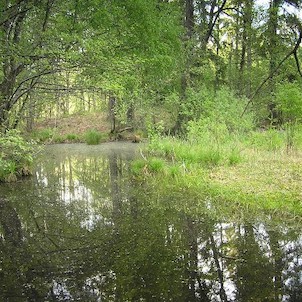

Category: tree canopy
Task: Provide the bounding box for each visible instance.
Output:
[0,0,301,132]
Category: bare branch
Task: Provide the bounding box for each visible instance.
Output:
[293,51,302,77]
[9,69,60,105]
[204,0,227,44]
[241,29,302,116]
[0,7,32,27]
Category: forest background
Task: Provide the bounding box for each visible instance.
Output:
[1,0,302,192]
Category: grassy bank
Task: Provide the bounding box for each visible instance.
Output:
[132,129,302,221]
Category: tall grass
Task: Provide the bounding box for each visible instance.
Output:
[245,129,285,151]
[148,134,241,168]
[32,128,55,142]
[84,129,103,145]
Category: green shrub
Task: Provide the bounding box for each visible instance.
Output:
[185,87,254,139]
[0,130,37,182]
[85,129,102,145]
[276,82,302,150]
[276,82,302,123]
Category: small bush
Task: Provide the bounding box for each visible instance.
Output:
[85,129,102,145]
[0,130,37,182]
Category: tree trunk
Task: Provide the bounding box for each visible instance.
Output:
[109,96,117,133]
[172,0,194,134]
[239,0,253,96]
[268,0,281,124]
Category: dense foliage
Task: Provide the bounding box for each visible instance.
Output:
[0,130,36,182]
[0,0,301,134]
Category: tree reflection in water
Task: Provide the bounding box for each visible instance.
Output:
[0,143,301,301]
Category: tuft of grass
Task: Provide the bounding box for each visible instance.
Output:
[147,158,165,173]
[66,133,79,141]
[228,149,242,166]
[197,148,222,166]
[131,160,146,175]
[32,128,55,142]
[85,129,103,145]
[168,165,181,178]
[53,135,66,143]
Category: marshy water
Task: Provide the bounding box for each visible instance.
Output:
[0,143,301,301]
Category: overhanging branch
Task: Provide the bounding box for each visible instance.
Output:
[241,29,302,116]
[9,68,60,105]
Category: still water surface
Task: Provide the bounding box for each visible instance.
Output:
[0,143,301,301]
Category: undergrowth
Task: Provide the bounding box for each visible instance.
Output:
[0,130,38,182]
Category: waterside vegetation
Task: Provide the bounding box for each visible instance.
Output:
[0,130,37,182]
[132,133,302,221]
[131,90,302,218]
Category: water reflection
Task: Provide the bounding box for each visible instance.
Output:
[0,143,301,301]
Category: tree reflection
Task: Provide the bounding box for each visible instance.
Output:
[0,144,302,301]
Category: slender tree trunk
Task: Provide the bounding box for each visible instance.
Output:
[172,0,194,134]
[26,94,35,131]
[239,0,253,96]
[246,0,252,96]
[268,0,281,124]
[109,96,117,133]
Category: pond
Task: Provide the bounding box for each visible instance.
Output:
[0,143,301,301]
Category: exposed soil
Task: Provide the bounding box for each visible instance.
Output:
[34,112,111,136]
[32,112,144,143]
